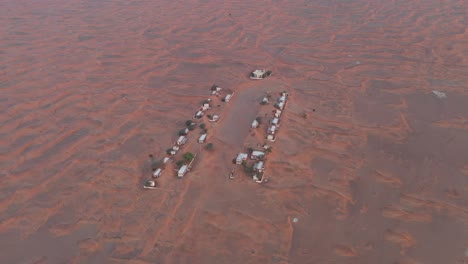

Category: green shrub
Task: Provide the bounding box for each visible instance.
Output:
[205,143,214,151]
[183,152,194,163]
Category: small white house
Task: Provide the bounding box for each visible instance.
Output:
[276,102,285,110]
[251,119,259,128]
[153,168,162,178]
[251,150,265,160]
[271,117,280,126]
[194,110,204,119]
[261,97,269,104]
[236,153,248,164]
[143,180,157,189]
[254,161,264,172]
[209,114,220,122]
[215,86,222,92]
[266,134,276,142]
[274,109,282,118]
[224,94,233,102]
[198,133,207,143]
[177,136,187,145]
[268,125,277,135]
[163,157,171,164]
[178,165,188,177]
[169,146,180,155]
[279,95,287,103]
[201,103,210,111]
[250,69,266,79]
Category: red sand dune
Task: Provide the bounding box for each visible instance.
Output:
[1,0,467,263]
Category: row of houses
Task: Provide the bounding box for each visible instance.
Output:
[238,91,289,183]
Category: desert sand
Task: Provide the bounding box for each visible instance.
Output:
[1,0,467,263]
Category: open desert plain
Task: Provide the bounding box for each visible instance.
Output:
[1,0,467,263]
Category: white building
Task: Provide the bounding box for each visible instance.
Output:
[163,157,171,164]
[178,165,188,177]
[250,69,266,79]
[194,110,204,119]
[224,94,233,102]
[143,180,157,189]
[271,117,280,126]
[169,146,180,155]
[177,136,187,145]
[198,133,207,143]
[268,125,277,135]
[273,109,282,118]
[201,103,210,111]
[251,119,259,128]
[209,114,220,122]
[251,150,265,160]
[276,102,285,110]
[279,95,287,103]
[254,161,264,172]
[153,168,162,178]
[266,134,276,142]
[235,153,248,164]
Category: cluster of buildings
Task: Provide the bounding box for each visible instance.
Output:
[144,84,233,189]
[234,91,288,184]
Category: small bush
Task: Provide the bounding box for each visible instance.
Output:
[247,147,253,153]
[199,123,206,129]
[301,112,307,119]
[179,129,187,136]
[205,143,214,151]
[255,117,262,123]
[176,160,185,167]
[166,148,173,155]
[188,124,196,131]
[211,84,218,91]
[185,120,193,127]
[260,101,267,105]
[183,152,195,163]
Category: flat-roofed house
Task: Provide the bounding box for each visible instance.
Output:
[253,161,264,172]
[198,133,207,143]
[178,165,188,177]
[267,125,277,135]
[235,153,248,164]
[271,117,280,127]
[224,94,233,102]
[152,168,162,178]
[251,150,265,160]
[177,136,187,145]
[251,119,259,128]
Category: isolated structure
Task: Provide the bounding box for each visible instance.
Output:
[251,119,259,128]
[250,69,272,80]
[143,180,158,189]
[209,114,220,122]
